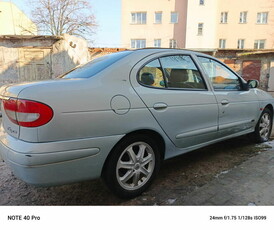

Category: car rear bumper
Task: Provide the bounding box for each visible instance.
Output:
[0,126,124,186]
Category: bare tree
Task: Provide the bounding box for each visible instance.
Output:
[30,0,96,40]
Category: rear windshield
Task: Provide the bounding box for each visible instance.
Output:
[61,51,132,79]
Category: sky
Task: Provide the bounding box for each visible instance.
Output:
[10,0,121,47]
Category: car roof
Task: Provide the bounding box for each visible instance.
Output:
[127,48,211,58]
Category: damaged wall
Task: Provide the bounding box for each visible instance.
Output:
[51,34,90,77]
[0,34,90,86]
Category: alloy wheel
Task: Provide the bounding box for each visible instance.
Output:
[116,142,155,191]
[259,113,271,139]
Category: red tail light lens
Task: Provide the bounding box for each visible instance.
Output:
[3,98,53,127]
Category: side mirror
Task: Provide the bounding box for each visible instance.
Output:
[247,80,259,89]
[160,80,165,87]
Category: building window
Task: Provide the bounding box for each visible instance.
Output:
[219,39,226,48]
[254,40,265,49]
[197,23,203,35]
[199,0,205,5]
[237,39,245,49]
[155,12,162,24]
[154,39,161,47]
[239,11,247,23]
[169,39,177,48]
[220,12,228,23]
[131,12,147,24]
[131,39,146,49]
[170,12,178,23]
[257,12,268,24]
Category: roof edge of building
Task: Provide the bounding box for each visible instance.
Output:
[0,35,62,41]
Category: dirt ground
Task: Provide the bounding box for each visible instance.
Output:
[0,135,271,205]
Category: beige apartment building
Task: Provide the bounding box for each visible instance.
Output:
[121,0,188,48]
[0,1,37,35]
[121,0,274,49]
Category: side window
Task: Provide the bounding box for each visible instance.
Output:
[198,57,241,90]
[160,55,206,89]
[138,59,165,87]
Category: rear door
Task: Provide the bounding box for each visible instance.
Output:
[131,53,219,149]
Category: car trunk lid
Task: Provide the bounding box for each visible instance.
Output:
[0,78,84,142]
[0,80,58,140]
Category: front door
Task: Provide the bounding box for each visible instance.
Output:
[197,56,260,137]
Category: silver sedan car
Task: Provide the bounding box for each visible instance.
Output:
[0,49,273,198]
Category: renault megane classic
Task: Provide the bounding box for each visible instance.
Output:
[0,49,273,198]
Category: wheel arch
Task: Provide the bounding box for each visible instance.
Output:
[264,104,273,114]
[101,129,166,176]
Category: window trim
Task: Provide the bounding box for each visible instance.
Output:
[170,12,179,24]
[198,23,204,36]
[237,39,245,49]
[169,39,177,48]
[131,39,146,49]
[239,11,247,24]
[131,12,147,24]
[254,39,266,49]
[137,54,208,91]
[219,39,226,49]
[197,55,245,91]
[154,12,162,24]
[220,12,228,24]
[257,12,268,24]
[154,39,161,48]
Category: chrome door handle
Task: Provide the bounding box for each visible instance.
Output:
[153,103,168,110]
[221,100,229,106]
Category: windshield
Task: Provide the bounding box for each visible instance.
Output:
[61,51,132,79]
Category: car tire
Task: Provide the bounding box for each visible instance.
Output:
[251,108,273,143]
[102,134,161,199]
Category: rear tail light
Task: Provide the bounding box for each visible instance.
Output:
[2,98,53,127]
